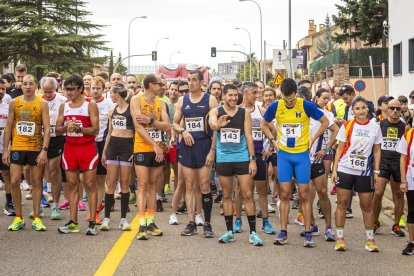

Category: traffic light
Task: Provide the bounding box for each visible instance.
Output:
[152,51,157,61]
[211,47,216,58]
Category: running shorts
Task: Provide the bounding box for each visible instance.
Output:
[62,142,98,171]
[277,149,311,184]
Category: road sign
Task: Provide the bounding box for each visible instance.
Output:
[354,80,366,92]
[273,73,283,87]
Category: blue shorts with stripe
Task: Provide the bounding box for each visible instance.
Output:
[277,149,311,184]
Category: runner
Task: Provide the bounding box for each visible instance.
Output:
[376,95,393,121]
[100,83,134,231]
[6,64,26,99]
[332,96,382,252]
[261,78,329,247]
[2,74,50,231]
[208,80,222,104]
[40,77,67,220]
[130,74,170,240]
[372,99,408,237]
[209,83,263,246]
[82,73,93,97]
[56,74,100,235]
[173,70,218,237]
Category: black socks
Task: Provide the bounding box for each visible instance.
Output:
[120,192,129,218]
[202,192,213,223]
[104,193,114,218]
[225,215,233,232]
[247,215,256,233]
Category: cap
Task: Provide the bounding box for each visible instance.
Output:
[232,80,242,88]
[377,95,394,105]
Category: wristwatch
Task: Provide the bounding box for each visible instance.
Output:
[373,170,380,174]
[250,155,257,161]
[149,118,155,125]
[42,147,49,152]
[180,128,186,134]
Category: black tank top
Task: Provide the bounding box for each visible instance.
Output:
[112,105,134,131]
[380,119,406,164]
[217,106,245,136]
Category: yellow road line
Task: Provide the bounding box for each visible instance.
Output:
[95,215,139,276]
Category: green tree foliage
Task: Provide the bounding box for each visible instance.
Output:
[0,0,107,79]
[114,52,127,75]
[316,14,337,57]
[237,53,259,81]
[108,50,114,76]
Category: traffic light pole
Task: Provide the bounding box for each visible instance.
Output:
[114,54,152,74]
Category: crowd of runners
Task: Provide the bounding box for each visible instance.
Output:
[1,64,414,255]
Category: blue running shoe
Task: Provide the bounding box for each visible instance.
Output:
[274,231,288,245]
[262,221,276,235]
[218,231,235,244]
[300,224,319,237]
[249,231,263,246]
[324,228,335,242]
[41,194,50,208]
[303,232,315,247]
[234,218,242,233]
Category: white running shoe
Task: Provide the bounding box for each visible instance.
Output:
[169,213,178,225]
[195,214,204,226]
[25,191,32,200]
[119,218,131,231]
[20,180,30,191]
[100,218,110,231]
[0,180,4,190]
[268,203,276,213]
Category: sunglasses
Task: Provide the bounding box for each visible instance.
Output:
[389,106,402,111]
[283,96,296,103]
[410,96,414,99]
[64,86,78,92]
[179,89,189,93]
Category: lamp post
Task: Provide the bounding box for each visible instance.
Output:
[169,51,181,63]
[235,27,252,81]
[155,37,169,70]
[128,16,147,74]
[239,0,263,82]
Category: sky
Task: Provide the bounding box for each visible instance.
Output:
[86,0,342,70]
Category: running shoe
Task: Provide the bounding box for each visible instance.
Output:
[318,209,324,219]
[129,193,136,204]
[324,228,335,242]
[86,213,102,225]
[156,199,164,212]
[20,180,30,191]
[82,192,88,202]
[77,200,87,211]
[402,242,414,255]
[51,206,62,220]
[391,224,405,237]
[295,213,304,226]
[300,224,319,236]
[169,213,178,225]
[85,222,98,236]
[345,209,353,218]
[100,218,110,231]
[335,237,346,251]
[271,194,280,206]
[137,225,148,240]
[32,218,46,231]
[164,184,172,195]
[330,185,337,195]
[218,231,235,244]
[181,222,197,236]
[268,203,276,213]
[41,194,50,208]
[119,218,131,231]
[203,222,214,238]
[0,180,4,190]
[234,218,242,233]
[58,220,80,234]
[195,214,204,226]
[365,238,379,252]
[373,223,381,235]
[29,208,44,219]
[147,223,163,236]
[214,193,222,203]
[303,232,315,247]
[292,197,299,209]
[176,203,187,214]
[97,203,105,214]
[25,191,32,200]
[58,200,70,210]
[3,203,16,216]
[8,217,25,231]
[262,221,276,234]
[399,216,406,228]
[43,192,53,203]
[249,231,263,246]
[274,231,288,245]
[256,211,263,218]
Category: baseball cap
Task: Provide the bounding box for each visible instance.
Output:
[377,95,394,105]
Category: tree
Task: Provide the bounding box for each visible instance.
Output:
[0,0,107,79]
[236,53,259,81]
[332,0,361,45]
[114,52,127,75]
[316,14,337,57]
[108,50,114,76]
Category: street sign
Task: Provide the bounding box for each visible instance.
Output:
[273,73,284,87]
[354,80,366,92]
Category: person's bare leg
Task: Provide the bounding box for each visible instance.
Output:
[372,177,387,225]
[390,178,404,225]
[84,169,98,222]
[10,164,23,215]
[48,156,62,205]
[65,170,80,222]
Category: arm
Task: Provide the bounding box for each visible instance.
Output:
[314,122,339,160]
[135,101,171,132]
[208,108,230,131]
[172,97,194,146]
[309,115,329,148]
[55,103,67,136]
[261,119,278,151]
[37,101,50,165]
[130,96,157,146]
[83,101,99,136]
[331,141,346,184]
[245,110,257,176]
[373,143,381,185]
[101,108,114,167]
[2,100,15,165]
[400,154,408,193]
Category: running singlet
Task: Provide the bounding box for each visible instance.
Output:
[397,129,414,190]
[0,101,8,153]
[263,98,324,154]
[63,98,95,144]
[43,93,66,137]
[380,119,406,164]
[95,97,112,142]
[309,109,335,163]
[250,104,264,154]
[337,119,382,176]
[11,96,43,151]
[216,106,248,163]
[133,94,162,153]
[112,105,133,131]
[181,93,210,140]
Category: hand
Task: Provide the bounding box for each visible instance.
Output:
[314,149,326,161]
[400,182,408,193]
[331,171,338,184]
[249,160,257,177]
[153,144,164,163]
[182,130,195,146]
[262,150,273,160]
[271,140,279,152]
[15,82,22,89]
[2,151,10,166]
[66,122,76,133]
[217,115,230,129]
[136,114,151,124]
[36,151,47,165]
[169,137,176,148]
[101,152,107,168]
[335,118,345,125]
[205,150,215,167]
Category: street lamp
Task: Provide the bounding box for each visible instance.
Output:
[169,51,181,63]
[239,0,263,82]
[235,27,252,81]
[155,37,169,70]
[233,43,246,54]
[128,16,147,74]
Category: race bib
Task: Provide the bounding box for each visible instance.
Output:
[67,122,83,137]
[112,116,127,130]
[347,154,368,171]
[220,128,240,143]
[322,129,329,148]
[147,128,162,142]
[50,125,56,137]
[252,127,263,141]
[281,123,302,138]
[185,117,204,132]
[381,138,399,151]
[16,121,35,136]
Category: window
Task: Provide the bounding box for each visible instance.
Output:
[409,38,414,72]
[393,43,402,75]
